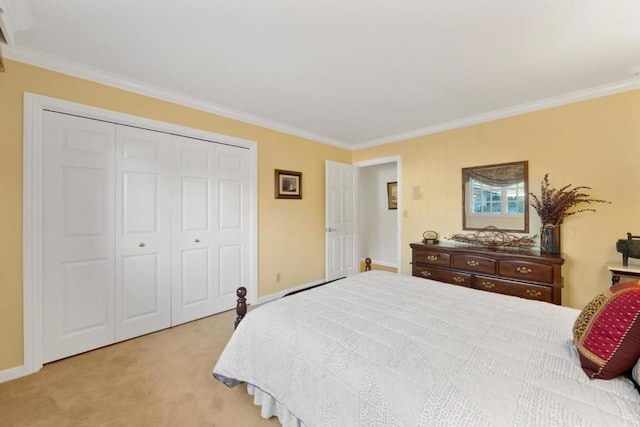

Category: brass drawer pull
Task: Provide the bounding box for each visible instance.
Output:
[481,282,495,289]
[426,255,438,261]
[421,271,431,277]
[516,266,532,274]
[466,260,479,267]
[452,276,464,283]
[526,289,542,297]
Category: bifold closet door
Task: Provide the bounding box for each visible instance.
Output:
[114,125,172,341]
[171,136,216,325]
[42,111,251,361]
[213,144,251,313]
[43,112,117,363]
[171,137,250,325]
[43,113,173,362]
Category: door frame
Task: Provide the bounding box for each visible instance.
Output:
[353,155,401,272]
[22,93,258,377]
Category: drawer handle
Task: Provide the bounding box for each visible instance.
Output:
[481,282,495,289]
[466,260,480,267]
[426,255,438,261]
[138,242,146,247]
[516,267,532,274]
[421,271,431,277]
[453,276,465,283]
[526,289,542,297]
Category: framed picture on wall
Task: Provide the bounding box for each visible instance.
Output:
[387,181,397,209]
[275,169,302,199]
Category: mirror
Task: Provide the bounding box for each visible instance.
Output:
[462,161,529,233]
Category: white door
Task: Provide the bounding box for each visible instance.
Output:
[38,104,256,365]
[212,144,251,312]
[171,138,251,324]
[43,112,117,363]
[171,136,217,325]
[114,126,172,341]
[325,160,359,281]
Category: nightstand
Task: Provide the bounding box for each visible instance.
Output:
[606,263,640,285]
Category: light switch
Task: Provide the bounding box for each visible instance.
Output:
[412,185,424,200]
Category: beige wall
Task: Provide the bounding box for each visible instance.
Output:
[354,89,640,311]
[0,60,351,371]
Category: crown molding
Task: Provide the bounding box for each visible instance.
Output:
[0,0,33,44]
[3,44,352,150]
[5,44,640,152]
[353,77,640,150]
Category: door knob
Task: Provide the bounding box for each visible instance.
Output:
[326,227,337,232]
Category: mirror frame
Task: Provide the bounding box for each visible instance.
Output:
[461,160,529,233]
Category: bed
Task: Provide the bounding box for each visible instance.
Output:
[213,270,640,426]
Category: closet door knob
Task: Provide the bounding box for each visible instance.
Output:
[194,239,200,243]
[138,242,146,247]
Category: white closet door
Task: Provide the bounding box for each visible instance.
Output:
[213,144,251,312]
[171,135,217,325]
[43,112,116,363]
[114,126,172,341]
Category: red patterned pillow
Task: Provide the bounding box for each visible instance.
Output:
[573,280,640,379]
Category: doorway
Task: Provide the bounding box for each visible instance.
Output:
[355,156,400,273]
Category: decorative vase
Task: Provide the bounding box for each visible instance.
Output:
[540,225,561,254]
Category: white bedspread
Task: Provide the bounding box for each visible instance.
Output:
[214,271,640,426]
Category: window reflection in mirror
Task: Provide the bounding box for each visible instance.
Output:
[462,161,529,232]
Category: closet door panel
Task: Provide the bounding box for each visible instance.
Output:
[43,112,116,363]
[213,145,251,312]
[171,136,216,325]
[218,244,242,297]
[181,248,211,305]
[115,126,172,341]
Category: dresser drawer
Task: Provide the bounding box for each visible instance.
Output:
[473,276,553,303]
[413,265,471,287]
[452,254,496,275]
[414,250,450,268]
[498,260,553,284]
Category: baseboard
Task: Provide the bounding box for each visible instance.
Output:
[255,278,326,306]
[359,258,399,272]
[361,258,398,269]
[0,364,27,384]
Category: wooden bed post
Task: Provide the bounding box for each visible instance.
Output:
[235,287,247,329]
[365,258,372,271]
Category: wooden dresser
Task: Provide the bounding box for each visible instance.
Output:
[410,242,565,305]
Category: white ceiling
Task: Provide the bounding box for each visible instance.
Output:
[6,0,640,149]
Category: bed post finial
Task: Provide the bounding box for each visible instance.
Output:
[365,258,372,271]
[235,287,247,329]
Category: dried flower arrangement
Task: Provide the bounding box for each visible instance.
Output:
[529,174,610,226]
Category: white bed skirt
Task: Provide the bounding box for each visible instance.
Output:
[247,383,306,427]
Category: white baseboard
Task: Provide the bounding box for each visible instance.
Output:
[360,258,398,269]
[0,364,27,384]
[255,279,326,306]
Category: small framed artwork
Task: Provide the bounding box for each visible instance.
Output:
[275,169,302,199]
[387,181,397,209]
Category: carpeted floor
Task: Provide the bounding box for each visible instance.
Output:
[0,309,279,427]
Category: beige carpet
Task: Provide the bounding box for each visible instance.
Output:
[0,309,280,427]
